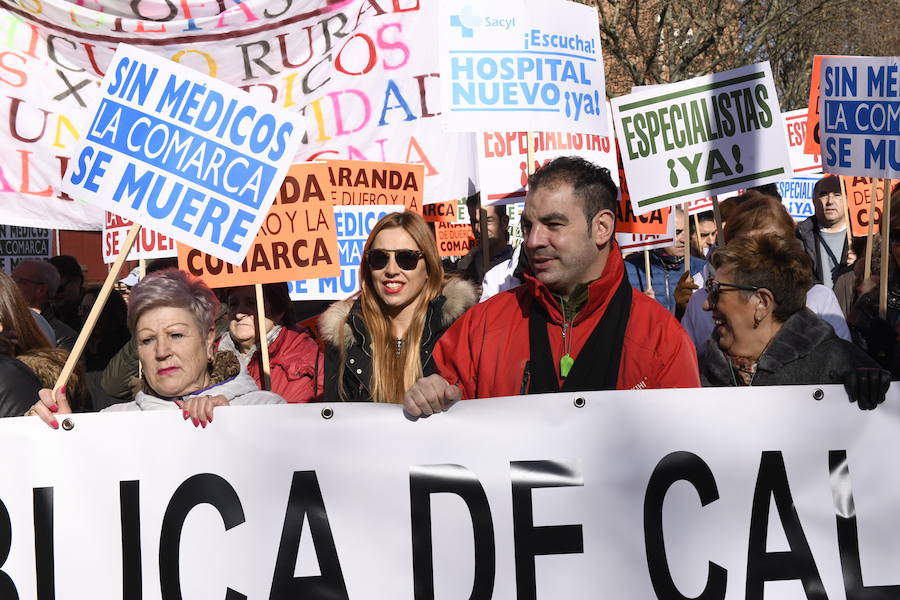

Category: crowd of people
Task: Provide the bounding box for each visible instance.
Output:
[0,157,894,425]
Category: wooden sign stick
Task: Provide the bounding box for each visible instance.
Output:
[879,178,892,319]
[711,196,724,244]
[682,203,690,274]
[53,222,141,394]
[254,283,271,391]
[839,176,853,247]
[643,249,653,293]
[864,178,879,282]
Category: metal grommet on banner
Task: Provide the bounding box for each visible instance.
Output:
[321,407,334,420]
[813,389,825,401]
[61,418,75,431]
[573,397,586,408]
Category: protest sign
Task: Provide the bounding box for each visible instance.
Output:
[288,205,403,302]
[803,55,830,156]
[60,44,303,265]
[820,56,900,179]
[611,62,792,215]
[439,0,608,135]
[0,226,52,272]
[325,160,425,213]
[616,207,675,252]
[102,212,175,264]
[783,109,822,174]
[776,176,819,221]
[436,221,476,257]
[178,163,339,288]
[4,385,900,598]
[422,201,459,223]
[0,3,479,230]
[843,175,887,236]
[476,109,617,206]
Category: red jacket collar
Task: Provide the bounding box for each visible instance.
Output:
[523,242,626,325]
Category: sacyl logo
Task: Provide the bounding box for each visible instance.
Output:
[450,5,480,38]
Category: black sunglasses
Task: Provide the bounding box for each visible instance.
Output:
[705,279,762,303]
[366,249,423,271]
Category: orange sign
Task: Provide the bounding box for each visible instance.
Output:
[844,176,887,237]
[435,222,475,258]
[177,163,340,288]
[325,160,424,213]
[422,200,458,223]
[804,55,845,156]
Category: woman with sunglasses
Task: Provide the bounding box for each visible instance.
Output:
[700,234,888,409]
[319,211,477,403]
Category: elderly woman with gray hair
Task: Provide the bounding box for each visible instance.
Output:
[28,269,284,428]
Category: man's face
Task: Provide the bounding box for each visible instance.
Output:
[469,205,508,253]
[692,220,718,256]
[661,210,686,257]
[12,263,47,308]
[522,183,608,297]
[814,191,846,228]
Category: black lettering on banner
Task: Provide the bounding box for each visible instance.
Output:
[511,461,583,600]
[409,464,495,600]
[746,452,826,600]
[0,495,18,599]
[644,451,726,600]
[270,471,348,600]
[829,450,900,598]
[120,481,142,599]
[33,487,54,600]
[159,474,247,600]
[52,71,92,107]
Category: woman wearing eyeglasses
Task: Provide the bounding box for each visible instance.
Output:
[319,211,477,403]
[700,234,888,409]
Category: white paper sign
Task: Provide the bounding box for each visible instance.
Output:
[777,175,819,221]
[783,108,822,175]
[1,386,900,598]
[102,212,176,264]
[60,44,304,265]
[616,207,676,252]
[820,56,900,178]
[611,62,792,215]
[476,108,617,206]
[288,205,403,301]
[439,0,608,135]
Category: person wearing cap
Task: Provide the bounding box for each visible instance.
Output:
[796,175,850,289]
[11,259,77,350]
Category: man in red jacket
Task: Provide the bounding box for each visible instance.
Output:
[403,157,700,416]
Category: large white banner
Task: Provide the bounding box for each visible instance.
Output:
[0,0,478,231]
[611,62,792,215]
[3,385,900,598]
[439,0,608,135]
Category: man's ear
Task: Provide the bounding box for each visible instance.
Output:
[591,209,616,247]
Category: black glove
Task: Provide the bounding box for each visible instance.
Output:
[864,317,898,368]
[843,368,891,410]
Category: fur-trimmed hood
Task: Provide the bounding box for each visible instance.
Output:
[318,276,477,350]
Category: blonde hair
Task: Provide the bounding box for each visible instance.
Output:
[340,211,443,403]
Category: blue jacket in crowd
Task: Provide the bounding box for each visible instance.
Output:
[624,250,707,313]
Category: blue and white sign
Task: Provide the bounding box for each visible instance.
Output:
[289,205,403,301]
[820,56,900,179]
[61,44,304,265]
[777,176,819,221]
[439,0,608,135]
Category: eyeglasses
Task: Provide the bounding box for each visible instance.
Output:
[366,249,423,271]
[705,279,762,303]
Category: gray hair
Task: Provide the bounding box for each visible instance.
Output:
[14,260,61,297]
[127,269,219,335]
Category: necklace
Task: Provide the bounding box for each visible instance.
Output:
[395,338,404,356]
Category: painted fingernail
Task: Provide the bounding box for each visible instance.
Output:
[208,414,213,424]
[200,421,207,429]
[192,418,199,427]
[182,410,189,420]
[60,385,66,395]
[49,404,58,413]
[50,420,59,430]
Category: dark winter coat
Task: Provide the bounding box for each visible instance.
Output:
[796,216,849,286]
[701,308,879,387]
[318,278,477,402]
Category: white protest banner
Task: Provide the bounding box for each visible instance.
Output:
[439,0,608,135]
[289,205,403,301]
[777,175,819,221]
[820,56,900,179]
[102,212,176,264]
[0,2,479,230]
[783,109,822,175]
[616,207,675,252]
[476,110,617,206]
[0,226,52,272]
[60,44,303,265]
[3,385,900,598]
[611,62,792,215]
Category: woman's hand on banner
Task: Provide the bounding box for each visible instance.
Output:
[176,395,229,428]
[27,387,72,429]
[403,374,461,419]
